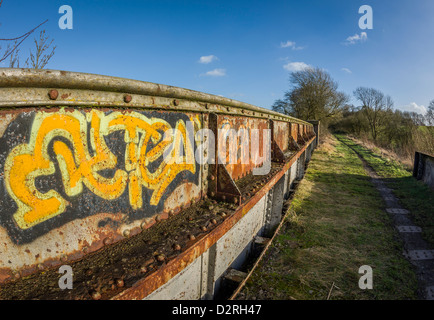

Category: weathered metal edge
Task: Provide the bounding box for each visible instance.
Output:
[111,136,316,300]
[414,150,434,159]
[0,68,311,126]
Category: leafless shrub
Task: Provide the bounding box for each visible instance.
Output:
[24,30,56,69]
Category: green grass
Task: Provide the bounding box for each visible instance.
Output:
[335,135,410,178]
[336,134,434,248]
[239,135,418,300]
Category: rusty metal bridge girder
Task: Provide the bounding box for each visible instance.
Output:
[113,136,316,300]
[0,69,317,300]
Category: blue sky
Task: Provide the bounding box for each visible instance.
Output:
[1,0,434,114]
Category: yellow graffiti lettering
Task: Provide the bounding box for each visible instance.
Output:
[4,109,198,229]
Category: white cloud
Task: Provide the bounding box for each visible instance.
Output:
[344,32,368,45]
[400,102,427,115]
[280,40,295,48]
[280,40,304,50]
[278,56,290,61]
[283,61,312,72]
[198,55,219,64]
[341,67,352,74]
[202,68,226,77]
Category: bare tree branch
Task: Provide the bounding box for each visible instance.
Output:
[25,30,56,69]
[8,40,20,67]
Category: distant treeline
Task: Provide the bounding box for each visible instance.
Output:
[330,106,434,163]
[272,67,434,165]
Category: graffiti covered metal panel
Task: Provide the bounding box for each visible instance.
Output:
[273,121,290,153]
[0,107,202,282]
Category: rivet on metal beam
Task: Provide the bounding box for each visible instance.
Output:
[124,94,132,103]
[48,89,58,100]
[173,99,180,106]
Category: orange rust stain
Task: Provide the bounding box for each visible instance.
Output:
[217,116,269,180]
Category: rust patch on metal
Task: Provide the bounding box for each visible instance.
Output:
[60,93,70,100]
[214,114,269,181]
[291,123,298,143]
[272,121,290,153]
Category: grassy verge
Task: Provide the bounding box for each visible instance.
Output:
[238,135,418,300]
[336,134,434,249]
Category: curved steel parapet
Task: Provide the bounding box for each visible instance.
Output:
[0,68,317,300]
[0,68,309,125]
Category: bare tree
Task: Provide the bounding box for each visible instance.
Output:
[272,67,349,122]
[25,30,56,69]
[426,100,434,126]
[353,87,393,141]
